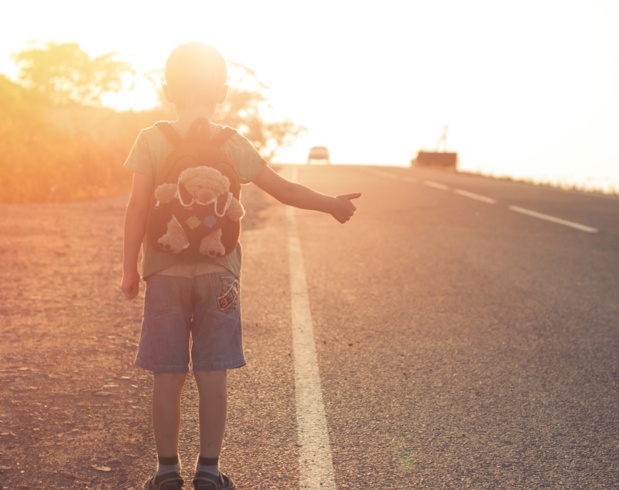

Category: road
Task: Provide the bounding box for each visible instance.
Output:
[228,165,619,489]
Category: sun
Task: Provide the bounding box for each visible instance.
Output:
[100,74,161,112]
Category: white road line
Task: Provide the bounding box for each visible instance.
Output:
[454,189,497,204]
[509,206,599,233]
[287,167,337,490]
[423,180,449,191]
[365,169,600,233]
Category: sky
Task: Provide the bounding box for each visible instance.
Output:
[2,0,619,192]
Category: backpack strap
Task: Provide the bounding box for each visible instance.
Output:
[210,126,237,147]
[155,121,184,147]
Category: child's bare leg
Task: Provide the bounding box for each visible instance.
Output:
[194,370,227,458]
[153,372,187,457]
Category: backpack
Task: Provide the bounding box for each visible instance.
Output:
[146,118,242,257]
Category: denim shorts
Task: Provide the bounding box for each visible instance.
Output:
[135,271,246,373]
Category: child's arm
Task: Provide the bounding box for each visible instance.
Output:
[253,166,360,223]
[121,172,155,299]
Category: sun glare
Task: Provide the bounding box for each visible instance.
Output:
[99,75,160,112]
[2,0,618,189]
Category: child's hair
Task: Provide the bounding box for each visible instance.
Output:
[165,42,227,108]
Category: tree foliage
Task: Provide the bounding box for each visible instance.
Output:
[0,74,150,203]
[2,43,304,202]
[152,61,304,162]
[12,42,132,107]
[215,62,304,161]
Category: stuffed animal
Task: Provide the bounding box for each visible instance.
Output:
[154,166,245,256]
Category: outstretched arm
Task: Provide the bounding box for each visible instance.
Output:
[253,166,360,223]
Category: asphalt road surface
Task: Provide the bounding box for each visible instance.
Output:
[228,165,618,489]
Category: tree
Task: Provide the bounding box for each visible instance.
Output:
[12,42,133,107]
[213,62,304,161]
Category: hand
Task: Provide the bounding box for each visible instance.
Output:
[331,193,361,223]
[121,268,141,300]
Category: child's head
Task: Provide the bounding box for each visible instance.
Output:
[163,42,228,113]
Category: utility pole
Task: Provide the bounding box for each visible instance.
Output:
[435,125,448,152]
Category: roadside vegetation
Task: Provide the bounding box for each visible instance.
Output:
[0,42,302,203]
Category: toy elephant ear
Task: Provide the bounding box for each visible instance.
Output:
[178,166,202,183]
[222,173,230,187]
[154,183,177,203]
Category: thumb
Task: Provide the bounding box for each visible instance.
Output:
[338,192,361,201]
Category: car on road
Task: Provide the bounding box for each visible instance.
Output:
[307,146,330,165]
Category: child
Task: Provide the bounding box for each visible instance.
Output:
[121,42,360,490]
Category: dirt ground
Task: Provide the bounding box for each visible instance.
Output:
[0,184,269,489]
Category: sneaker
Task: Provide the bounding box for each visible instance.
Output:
[144,471,184,489]
[192,471,235,490]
